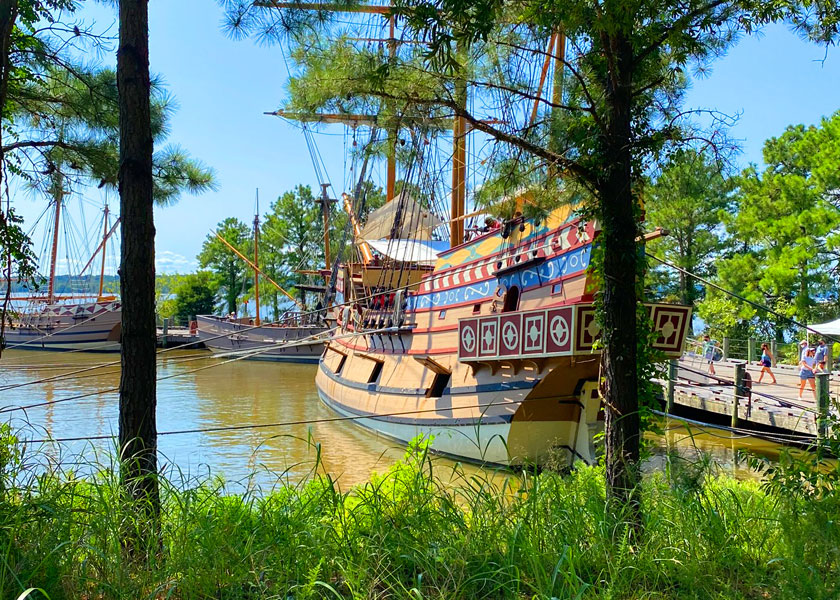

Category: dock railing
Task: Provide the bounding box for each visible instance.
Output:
[671,337,840,438]
[687,336,836,370]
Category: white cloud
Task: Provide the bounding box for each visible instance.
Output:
[155,250,197,274]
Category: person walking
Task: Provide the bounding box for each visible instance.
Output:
[815,339,828,372]
[798,347,818,401]
[757,343,777,384]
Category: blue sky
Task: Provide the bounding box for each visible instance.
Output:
[12,2,840,274]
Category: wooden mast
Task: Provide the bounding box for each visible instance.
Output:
[450,45,467,248]
[97,204,110,300]
[261,2,398,200]
[253,189,261,325]
[529,33,557,127]
[213,231,305,309]
[552,29,566,107]
[320,183,332,269]
[264,2,469,243]
[386,14,396,202]
[47,174,63,304]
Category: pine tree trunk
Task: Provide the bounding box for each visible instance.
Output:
[0,0,17,360]
[117,0,159,514]
[600,32,641,517]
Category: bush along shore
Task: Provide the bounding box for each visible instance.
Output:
[1,432,839,600]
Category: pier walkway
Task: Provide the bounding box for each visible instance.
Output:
[156,326,204,349]
[663,353,840,439]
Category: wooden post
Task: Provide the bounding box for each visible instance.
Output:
[162,317,169,347]
[826,344,833,374]
[732,362,745,428]
[816,372,830,440]
[747,338,756,363]
[771,340,777,368]
[722,337,729,361]
[666,359,677,413]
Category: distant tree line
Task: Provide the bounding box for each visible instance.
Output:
[164,182,386,323]
[646,111,840,341]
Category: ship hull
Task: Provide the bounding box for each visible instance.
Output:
[315,210,691,468]
[315,357,602,466]
[196,315,326,363]
[317,384,514,466]
[4,301,121,352]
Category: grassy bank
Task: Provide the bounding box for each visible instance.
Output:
[0,437,838,599]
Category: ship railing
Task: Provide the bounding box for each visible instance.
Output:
[359,289,408,330]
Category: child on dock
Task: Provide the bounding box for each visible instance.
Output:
[798,347,817,401]
[702,334,717,375]
[757,343,777,384]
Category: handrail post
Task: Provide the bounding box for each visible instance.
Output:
[771,340,777,367]
[816,372,830,440]
[733,362,745,428]
[826,343,833,374]
[747,338,756,363]
[162,317,169,348]
[722,337,729,361]
[666,359,678,414]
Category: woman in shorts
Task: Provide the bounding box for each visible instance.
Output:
[798,347,817,401]
[757,343,776,384]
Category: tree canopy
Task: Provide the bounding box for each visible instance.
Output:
[199,217,253,315]
[646,150,732,306]
[698,111,840,338]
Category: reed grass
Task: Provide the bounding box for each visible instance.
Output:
[0,432,837,599]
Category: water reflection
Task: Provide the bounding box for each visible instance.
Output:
[0,349,795,488]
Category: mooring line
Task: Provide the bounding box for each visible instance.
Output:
[14,397,527,445]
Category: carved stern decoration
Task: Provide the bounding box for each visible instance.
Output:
[459,303,692,363]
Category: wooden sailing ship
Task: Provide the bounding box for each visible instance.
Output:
[318,209,690,466]
[197,192,329,362]
[4,192,121,353]
[262,2,691,466]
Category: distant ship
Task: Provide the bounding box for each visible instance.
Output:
[197,192,329,362]
[4,193,121,353]
[196,312,326,363]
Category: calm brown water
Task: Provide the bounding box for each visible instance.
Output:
[0,349,786,488]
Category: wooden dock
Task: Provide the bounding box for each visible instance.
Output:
[663,353,840,440]
[156,326,204,349]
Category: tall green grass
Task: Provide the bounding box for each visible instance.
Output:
[0,432,837,599]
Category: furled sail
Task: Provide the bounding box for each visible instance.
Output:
[359,192,443,242]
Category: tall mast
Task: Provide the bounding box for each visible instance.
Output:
[253,189,261,325]
[549,28,566,170]
[552,29,566,109]
[386,13,397,202]
[450,45,467,247]
[97,204,110,299]
[47,173,63,304]
[320,183,332,269]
